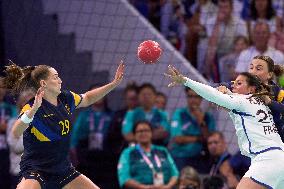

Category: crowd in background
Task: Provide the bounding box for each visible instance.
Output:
[1,0,284,189]
[130,0,284,84]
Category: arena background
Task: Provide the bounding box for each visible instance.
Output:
[3,0,264,162]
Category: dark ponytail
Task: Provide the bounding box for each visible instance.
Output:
[273,64,284,77]
[1,61,50,94]
[240,72,273,98]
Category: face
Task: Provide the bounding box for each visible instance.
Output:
[155,95,167,110]
[186,90,202,110]
[231,75,255,94]
[234,38,248,53]
[253,24,270,47]
[125,90,138,109]
[218,1,232,18]
[42,68,62,96]
[207,134,226,157]
[134,123,152,144]
[255,0,268,13]
[249,59,272,83]
[138,87,156,109]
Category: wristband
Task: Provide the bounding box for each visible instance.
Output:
[20,112,33,124]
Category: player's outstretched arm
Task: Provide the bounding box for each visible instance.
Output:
[78,60,125,108]
[12,87,44,138]
[165,65,244,111]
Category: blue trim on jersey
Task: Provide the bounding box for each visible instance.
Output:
[233,109,282,155]
[250,177,273,189]
[33,118,61,141]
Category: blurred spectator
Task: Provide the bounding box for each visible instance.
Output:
[272,0,284,18]
[169,88,215,172]
[269,30,284,53]
[219,35,249,82]
[70,86,113,188]
[161,0,188,53]
[0,87,17,189]
[148,0,161,30]
[178,166,201,189]
[122,83,170,146]
[207,132,231,176]
[118,121,179,189]
[185,0,218,67]
[106,83,139,189]
[207,132,241,188]
[6,90,34,189]
[203,176,225,189]
[155,91,168,110]
[235,21,284,73]
[248,0,281,36]
[107,82,139,154]
[200,0,248,82]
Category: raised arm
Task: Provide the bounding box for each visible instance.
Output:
[77,61,124,108]
[165,65,245,111]
[12,88,44,138]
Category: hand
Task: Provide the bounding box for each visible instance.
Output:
[261,95,272,105]
[164,65,186,87]
[112,60,125,86]
[216,86,229,94]
[32,87,44,111]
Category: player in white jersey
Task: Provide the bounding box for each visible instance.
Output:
[165,65,284,189]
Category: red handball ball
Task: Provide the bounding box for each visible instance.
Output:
[137,40,162,64]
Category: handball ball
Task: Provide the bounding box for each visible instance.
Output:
[137,40,162,64]
[279,75,284,87]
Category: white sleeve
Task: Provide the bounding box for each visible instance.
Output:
[184,77,246,111]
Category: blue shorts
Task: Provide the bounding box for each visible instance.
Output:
[21,167,80,189]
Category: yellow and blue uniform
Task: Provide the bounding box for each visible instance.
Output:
[117,145,179,188]
[269,82,284,141]
[20,90,82,188]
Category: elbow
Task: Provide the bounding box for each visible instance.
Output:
[12,129,21,139]
[12,125,21,139]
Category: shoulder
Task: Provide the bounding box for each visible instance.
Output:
[153,145,168,152]
[277,89,284,103]
[121,146,136,156]
[173,108,186,115]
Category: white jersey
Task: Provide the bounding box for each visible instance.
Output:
[184,78,284,158]
[227,94,284,158]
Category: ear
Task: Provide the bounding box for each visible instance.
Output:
[249,86,256,94]
[39,80,47,88]
[268,72,273,80]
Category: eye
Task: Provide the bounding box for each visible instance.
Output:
[237,82,242,86]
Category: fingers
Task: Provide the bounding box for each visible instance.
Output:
[163,73,173,78]
[170,65,180,75]
[167,65,177,76]
[168,82,178,87]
